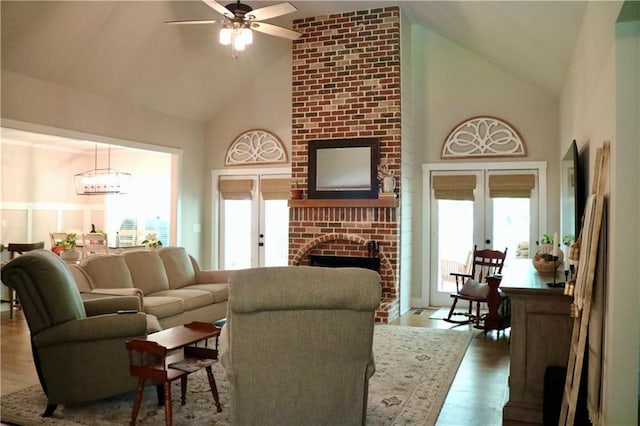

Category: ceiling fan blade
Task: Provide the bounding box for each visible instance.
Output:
[250,22,302,40]
[246,2,297,21]
[202,0,234,18]
[165,19,221,25]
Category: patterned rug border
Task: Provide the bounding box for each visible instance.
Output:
[1,325,474,426]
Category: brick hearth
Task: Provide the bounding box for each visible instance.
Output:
[289,7,401,323]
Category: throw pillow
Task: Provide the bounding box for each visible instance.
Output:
[460,278,489,298]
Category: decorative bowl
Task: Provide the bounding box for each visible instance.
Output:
[532,253,563,273]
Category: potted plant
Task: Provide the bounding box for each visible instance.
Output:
[54,233,80,261]
[290,179,303,200]
[377,163,396,193]
[142,233,163,250]
[532,233,563,272]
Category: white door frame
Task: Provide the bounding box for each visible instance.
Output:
[211,167,290,269]
[420,161,547,308]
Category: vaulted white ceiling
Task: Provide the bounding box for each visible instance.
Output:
[1,1,587,124]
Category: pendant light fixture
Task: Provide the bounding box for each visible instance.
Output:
[74,144,131,195]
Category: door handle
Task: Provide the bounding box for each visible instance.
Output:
[485,239,491,245]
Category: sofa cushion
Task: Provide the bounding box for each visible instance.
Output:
[123,250,170,295]
[80,255,134,289]
[183,283,229,303]
[67,264,93,292]
[148,289,214,311]
[157,247,196,289]
[142,296,185,319]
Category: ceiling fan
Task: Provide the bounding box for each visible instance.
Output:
[166,0,302,55]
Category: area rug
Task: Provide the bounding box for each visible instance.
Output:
[0,325,473,426]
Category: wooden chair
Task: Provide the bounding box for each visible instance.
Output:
[81,233,109,258]
[6,242,45,318]
[444,245,507,329]
[116,229,138,247]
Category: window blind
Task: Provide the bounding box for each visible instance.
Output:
[260,178,291,200]
[488,174,536,198]
[219,179,253,200]
[432,175,476,201]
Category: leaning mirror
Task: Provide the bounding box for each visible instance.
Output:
[560,139,584,240]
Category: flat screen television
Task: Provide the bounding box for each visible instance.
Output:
[307,138,380,199]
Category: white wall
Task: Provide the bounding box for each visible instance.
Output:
[203,51,292,268]
[1,70,205,259]
[411,25,560,303]
[614,17,640,422]
[399,12,417,316]
[559,1,639,423]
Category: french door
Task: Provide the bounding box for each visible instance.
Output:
[212,169,290,270]
[424,162,546,307]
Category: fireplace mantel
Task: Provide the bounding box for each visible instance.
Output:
[288,198,398,208]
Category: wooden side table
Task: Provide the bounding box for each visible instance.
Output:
[125,322,223,426]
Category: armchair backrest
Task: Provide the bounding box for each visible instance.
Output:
[224,266,381,425]
[1,250,86,334]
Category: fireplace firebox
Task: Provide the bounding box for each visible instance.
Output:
[308,255,380,272]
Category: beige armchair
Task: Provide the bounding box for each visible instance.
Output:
[220,266,381,426]
[0,250,149,417]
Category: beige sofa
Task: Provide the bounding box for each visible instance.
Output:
[69,246,229,329]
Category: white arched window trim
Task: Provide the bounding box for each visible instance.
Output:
[441,116,527,159]
[224,129,288,166]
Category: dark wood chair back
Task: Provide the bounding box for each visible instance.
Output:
[469,246,508,283]
[7,242,45,259]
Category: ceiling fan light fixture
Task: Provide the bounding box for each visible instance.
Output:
[219,26,232,45]
[241,27,253,45]
[168,0,301,58]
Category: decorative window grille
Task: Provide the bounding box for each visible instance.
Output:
[225,129,288,166]
[441,116,526,159]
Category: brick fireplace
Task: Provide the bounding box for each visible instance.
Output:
[289,7,401,323]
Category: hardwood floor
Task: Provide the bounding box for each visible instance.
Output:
[390,308,511,425]
[0,305,510,425]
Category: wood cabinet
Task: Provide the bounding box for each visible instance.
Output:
[500,260,573,424]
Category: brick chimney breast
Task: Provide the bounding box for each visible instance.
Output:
[290,7,401,323]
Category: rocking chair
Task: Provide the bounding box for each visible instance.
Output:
[444,245,507,328]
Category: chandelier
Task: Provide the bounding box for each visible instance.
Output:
[74,145,131,195]
[219,22,253,58]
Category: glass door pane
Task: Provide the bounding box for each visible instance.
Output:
[491,197,531,261]
[221,199,253,269]
[437,199,474,294]
[261,199,289,267]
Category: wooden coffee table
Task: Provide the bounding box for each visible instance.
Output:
[125,321,222,426]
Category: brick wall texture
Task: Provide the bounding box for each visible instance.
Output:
[290,7,401,323]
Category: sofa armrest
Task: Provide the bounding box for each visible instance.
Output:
[196,269,230,284]
[83,295,141,316]
[89,288,144,310]
[33,313,147,347]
